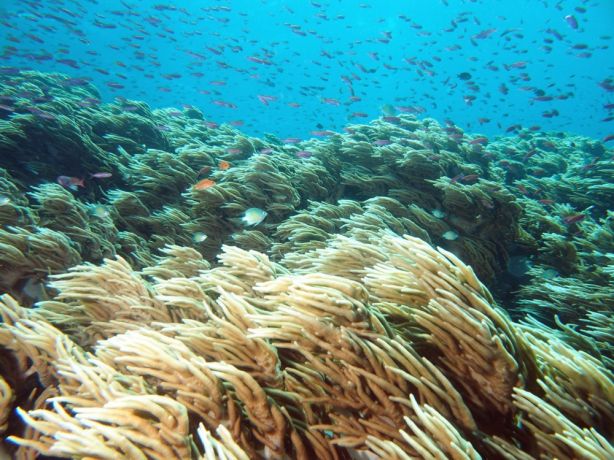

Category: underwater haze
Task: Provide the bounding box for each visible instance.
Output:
[1,0,613,140]
[1,1,614,459]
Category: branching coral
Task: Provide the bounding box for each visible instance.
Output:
[0,226,81,304]
[1,232,610,459]
[516,324,614,436]
[196,424,250,460]
[0,168,35,227]
[0,72,612,459]
[29,183,117,262]
[0,375,13,435]
[512,389,614,460]
[366,395,481,460]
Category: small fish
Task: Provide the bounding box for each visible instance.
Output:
[563,214,586,225]
[0,195,10,206]
[321,97,340,106]
[469,137,488,145]
[532,96,553,102]
[283,137,302,144]
[432,209,446,218]
[91,205,110,218]
[480,198,495,210]
[247,56,272,65]
[473,28,497,39]
[373,139,392,146]
[460,174,479,184]
[192,231,207,243]
[90,172,112,179]
[580,159,598,172]
[522,149,538,162]
[517,184,529,196]
[242,207,267,226]
[197,166,212,176]
[564,14,578,30]
[442,230,459,241]
[57,175,85,191]
[27,107,56,120]
[450,173,465,183]
[218,160,231,170]
[505,61,527,70]
[296,150,313,158]
[257,94,277,105]
[62,77,92,87]
[538,199,555,206]
[310,130,335,136]
[212,100,237,109]
[193,178,216,190]
[395,105,425,114]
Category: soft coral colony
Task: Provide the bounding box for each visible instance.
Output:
[0,72,612,459]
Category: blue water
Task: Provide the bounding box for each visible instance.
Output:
[1,0,612,140]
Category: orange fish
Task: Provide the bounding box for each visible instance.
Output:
[218,160,231,170]
[193,178,216,190]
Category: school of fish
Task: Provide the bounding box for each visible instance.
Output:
[0,0,611,142]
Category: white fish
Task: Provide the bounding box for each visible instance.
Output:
[442,230,459,241]
[242,207,267,226]
[192,231,207,243]
[432,209,446,218]
[91,205,110,218]
[0,195,10,206]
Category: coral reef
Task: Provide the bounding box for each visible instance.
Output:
[0,234,611,459]
[0,71,612,458]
